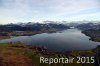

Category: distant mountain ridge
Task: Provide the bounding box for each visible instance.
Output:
[76,22,100,30]
[0,22,70,32]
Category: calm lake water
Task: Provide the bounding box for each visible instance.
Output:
[0,29,100,52]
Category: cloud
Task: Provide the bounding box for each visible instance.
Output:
[0,0,100,23]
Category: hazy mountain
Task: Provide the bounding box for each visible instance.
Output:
[0,22,70,32]
[76,22,100,30]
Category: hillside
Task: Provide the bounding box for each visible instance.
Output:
[0,42,99,66]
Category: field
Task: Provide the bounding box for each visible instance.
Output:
[0,42,99,66]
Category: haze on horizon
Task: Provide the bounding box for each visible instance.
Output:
[0,0,100,24]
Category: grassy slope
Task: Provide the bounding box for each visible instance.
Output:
[0,36,9,39]
[0,42,98,66]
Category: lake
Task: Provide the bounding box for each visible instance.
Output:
[0,29,100,52]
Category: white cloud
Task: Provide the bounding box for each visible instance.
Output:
[0,0,100,23]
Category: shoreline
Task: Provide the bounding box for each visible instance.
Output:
[82,30,100,42]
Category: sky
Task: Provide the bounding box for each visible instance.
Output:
[0,0,100,24]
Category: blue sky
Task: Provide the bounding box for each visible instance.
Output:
[0,0,100,24]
